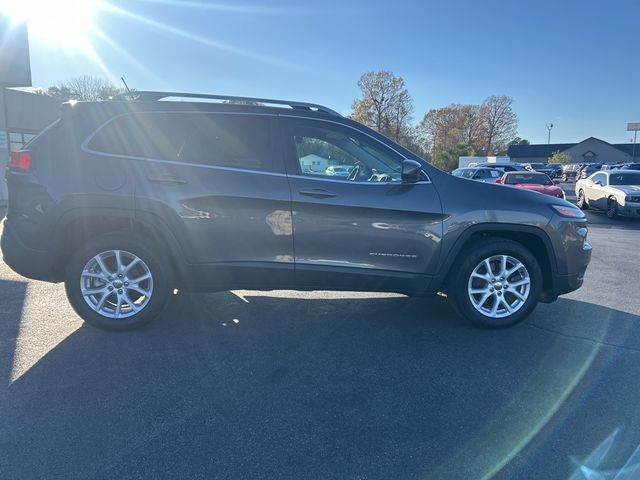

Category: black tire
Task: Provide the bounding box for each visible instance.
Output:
[576,189,589,210]
[606,196,618,219]
[64,232,172,331]
[447,239,543,328]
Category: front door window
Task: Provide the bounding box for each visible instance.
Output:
[287,119,406,183]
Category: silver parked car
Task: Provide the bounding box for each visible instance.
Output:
[451,167,502,183]
[575,170,640,218]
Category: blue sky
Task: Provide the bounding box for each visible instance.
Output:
[19,0,640,144]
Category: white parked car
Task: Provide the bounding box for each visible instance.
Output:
[575,170,640,219]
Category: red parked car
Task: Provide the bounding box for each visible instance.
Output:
[496,172,565,199]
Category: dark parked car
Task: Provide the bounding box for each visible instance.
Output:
[579,163,604,179]
[523,163,547,172]
[524,163,563,178]
[615,163,640,171]
[561,163,586,182]
[537,163,563,178]
[1,91,592,330]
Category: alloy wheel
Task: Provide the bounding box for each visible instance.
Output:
[80,250,153,319]
[467,255,531,319]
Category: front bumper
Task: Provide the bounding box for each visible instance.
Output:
[551,241,591,296]
[619,201,640,217]
[1,219,57,282]
[541,217,592,302]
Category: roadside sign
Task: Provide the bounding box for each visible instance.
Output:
[627,122,640,131]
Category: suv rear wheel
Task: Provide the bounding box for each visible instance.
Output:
[447,239,542,328]
[64,233,171,330]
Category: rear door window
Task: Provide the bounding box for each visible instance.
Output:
[87,112,276,172]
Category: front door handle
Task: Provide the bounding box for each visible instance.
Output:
[147,175,188,185]
[298,188,337,199]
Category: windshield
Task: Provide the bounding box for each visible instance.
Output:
[475,169,500,179]
[609,173,640,185]
[504,173,552,185]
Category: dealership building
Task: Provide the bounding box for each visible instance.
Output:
[507,137,639,164]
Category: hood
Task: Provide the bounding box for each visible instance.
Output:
[611,185,640,194]
[434,167,575,212]
[512,183,563,196]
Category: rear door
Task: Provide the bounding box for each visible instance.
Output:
[83,110,294,289]
[279,116,443,293]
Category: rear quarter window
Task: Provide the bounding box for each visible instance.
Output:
[86,112,275,171]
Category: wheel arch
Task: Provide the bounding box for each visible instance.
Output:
[50,208,187,284]
[435,224,557,299]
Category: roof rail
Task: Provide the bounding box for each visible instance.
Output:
[111,91,341,116]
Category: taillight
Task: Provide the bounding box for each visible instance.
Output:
[8,150,31,171]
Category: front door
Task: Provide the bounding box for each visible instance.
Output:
[588,173,607,209]
[279,116,443,293]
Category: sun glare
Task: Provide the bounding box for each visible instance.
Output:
[0,0,100,46]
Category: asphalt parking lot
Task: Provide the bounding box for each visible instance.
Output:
[1,188,639,480]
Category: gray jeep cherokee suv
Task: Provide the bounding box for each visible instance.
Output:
[1,91,592,330]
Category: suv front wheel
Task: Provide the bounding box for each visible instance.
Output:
[64,233,171,330]
[447,239,542,328]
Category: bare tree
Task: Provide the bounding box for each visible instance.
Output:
[460,104,485,151]
[46,75,123,101]
[479,95,518,155]
[386,88,415,145]
[351,70,414,145]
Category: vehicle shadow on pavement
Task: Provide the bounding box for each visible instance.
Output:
[1,293,640,479]
[0,278,28,390]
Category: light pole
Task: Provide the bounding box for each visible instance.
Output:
[546,123,554,160]
[627,123,640,161]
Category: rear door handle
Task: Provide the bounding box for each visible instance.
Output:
[298,188,337,199]
[147,175,188,185]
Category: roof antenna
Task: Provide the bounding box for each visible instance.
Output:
[121,77,131,93]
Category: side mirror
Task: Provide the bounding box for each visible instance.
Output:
[594,180,602,186]
[495,178,503,184]
[401,159,422,183]
[553,179,561,185]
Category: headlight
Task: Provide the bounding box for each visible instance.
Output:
[551,204,586,218]
[626,195,640,203]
